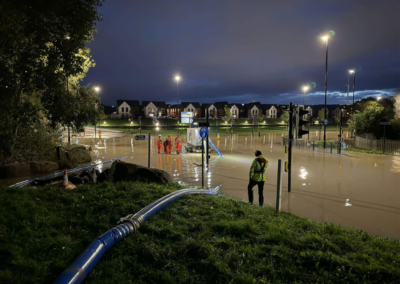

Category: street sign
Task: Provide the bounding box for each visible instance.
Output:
[380,122,390,125]
[134,135,148,141]
[323,120,329,125]
[199,127,208,139]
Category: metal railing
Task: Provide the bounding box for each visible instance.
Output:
[282,137,342,154]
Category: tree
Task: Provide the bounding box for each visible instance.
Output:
[394,92,400,118]
[318,109,327,121]
[0,0,103,162]
[280,111,289,124]
[224,105,232,123]
[348,105,395,138]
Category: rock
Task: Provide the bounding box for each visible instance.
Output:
[82,176,90,184]
[0,163,31,179]
[66,146,91,164]
[0,161,59,179]
[30,161,59,175]
[98,169,110,183]
[109,161,172,185]
[68,175,84,185]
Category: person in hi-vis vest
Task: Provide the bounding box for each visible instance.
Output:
[248,150,268,206]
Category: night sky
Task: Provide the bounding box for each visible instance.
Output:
[83,0,400,107]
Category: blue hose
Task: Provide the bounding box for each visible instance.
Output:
[53,185,221,284]
[209,139,223,157]
[9,154,132,188]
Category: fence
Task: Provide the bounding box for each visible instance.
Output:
[282,137,342,154]
[355,135,400,154]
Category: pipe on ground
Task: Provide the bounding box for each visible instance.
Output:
[53,185,221,284]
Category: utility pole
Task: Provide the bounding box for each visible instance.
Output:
[288,102,293,192]
[206,106,209,171]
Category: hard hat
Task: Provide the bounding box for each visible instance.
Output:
[158,134,161,137]
[254,150,262,157]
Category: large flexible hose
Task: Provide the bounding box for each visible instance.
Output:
[209,139,223,157]
[53,185,221,284]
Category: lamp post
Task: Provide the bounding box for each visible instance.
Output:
[175,75,180,135]
[349,70,356,107]
[94,86,100,139]
[302,85,309,105]
[321,35,329,149]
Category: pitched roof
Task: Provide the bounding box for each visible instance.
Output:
[229,103,245,110]
[116,100,140,107]
[202,103,215,108]
[214,101,229,109]
[181,102,201,108]
[247,102,263,109]
[261,104,278,110]
[142,101,166,108]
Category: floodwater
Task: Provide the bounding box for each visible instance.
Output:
[7,128,400,239]
[70,130,400,240]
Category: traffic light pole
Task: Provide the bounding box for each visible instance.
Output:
[288,102,293,193]
[338,111,342,154]
[206,107,209,171]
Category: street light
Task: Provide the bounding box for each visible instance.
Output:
[175,75,181,134]
[349,70,356,106]
[93,86,101,139]
[302,85,309,105]
[377,96,382,101]
[321,34,329,148]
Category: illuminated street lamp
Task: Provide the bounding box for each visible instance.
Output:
[93,86,101,139]
[302,85,309,105]
[321,34,329,148]
[349,70,356,106]
[175,75,181,134]
[103,121,106,125]
[377,96,382,101]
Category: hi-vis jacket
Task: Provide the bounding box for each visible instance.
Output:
[249,155,268,182]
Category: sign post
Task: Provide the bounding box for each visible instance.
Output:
[200,127,208,187]
[148,133,151,168]
[276,159,282,212]
[380,122,390,154]
[288,102,293,192]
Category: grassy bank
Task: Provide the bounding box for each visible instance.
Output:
[1,182,399,283]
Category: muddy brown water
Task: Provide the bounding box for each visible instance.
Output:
[7,131,400,239]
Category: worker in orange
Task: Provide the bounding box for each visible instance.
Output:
[157,134,162,154]
[175,133,182,154]
[167,134,172,154]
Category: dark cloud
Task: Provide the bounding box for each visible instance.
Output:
[83,0,400,106]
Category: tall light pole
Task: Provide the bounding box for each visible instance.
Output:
[349,70,356,106]
[302,85,309,105]
[175,75,181,135]
[94,86,100,139]
[321,35,329,149]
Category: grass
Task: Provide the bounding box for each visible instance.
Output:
[1,182,400,283]
[343,147,394,156]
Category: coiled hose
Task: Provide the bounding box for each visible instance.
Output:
[53,185,221,284]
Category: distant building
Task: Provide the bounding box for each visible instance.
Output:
[142,101,167,118]
[181,102,201,117]
[214,101,229,117]
[102,105,116,119]
[262,104,279,118]
[246,102,263,118]
[116,100,140,119]
[202,103,217,118]
[311,104,342,119]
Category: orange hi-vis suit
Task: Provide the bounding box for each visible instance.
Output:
[157,137,162,154]
[175,137,182,154]
[167,137,172,154]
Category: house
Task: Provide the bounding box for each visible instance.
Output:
[229,103,246,118]
[142,101,167,118]
[262,104,279,118]
[167,104,179,118]
[181,102,201,117]
[202,103,217,118]
[116,100,140,119]
[246,102,263,118]
[214,101,229,117]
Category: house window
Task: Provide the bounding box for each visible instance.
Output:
[126,107,129,112]
[121,108,124,112]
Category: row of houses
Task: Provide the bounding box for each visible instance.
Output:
[104,100,346,120]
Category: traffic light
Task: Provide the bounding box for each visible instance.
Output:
[296,105,309,139]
